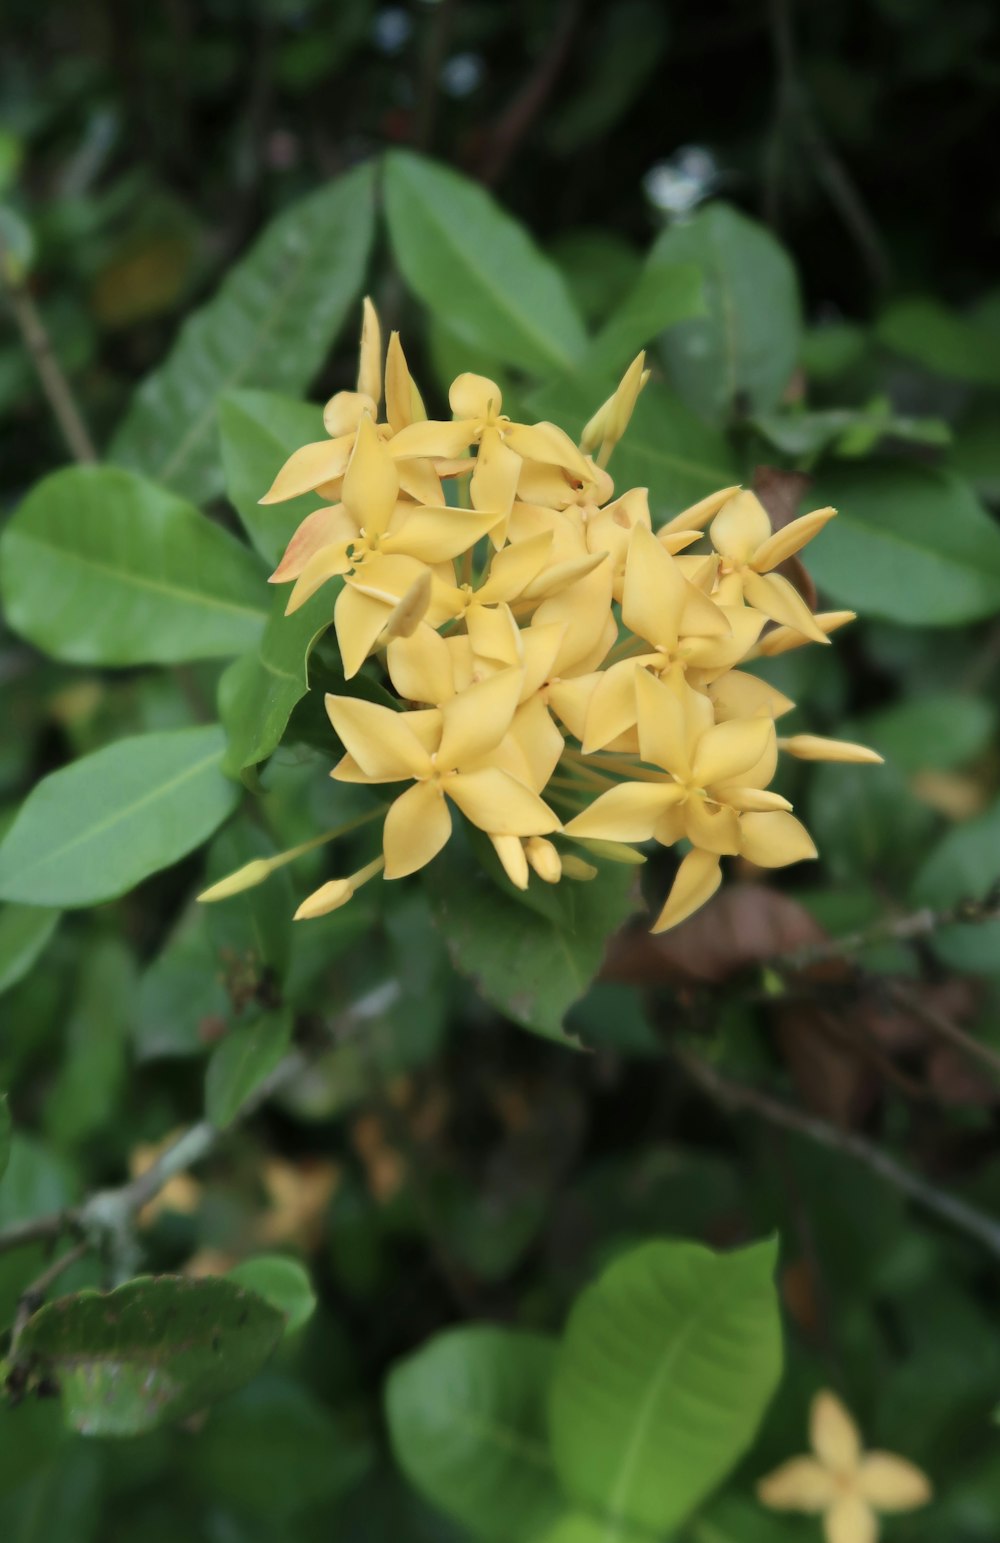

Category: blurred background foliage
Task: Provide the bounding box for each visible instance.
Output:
[3,1,1000,1540]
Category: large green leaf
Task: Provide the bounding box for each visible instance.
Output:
[18,1275,284,1436]
[530,375,738,522]
[219,588,333,775]
[806,463,1000,625]
[650,202,801,420]
[384,150,587,376]
[876,297,1000,386]
[0,725,240,907]
[428,858,637,1044]
[45,937,135,1150]
[861,694,996,773]
[911,797,1000,977]
[0,466,267,665]
[386,1326,562,1543]
[549,1239,782,1535]
[205,1008,292,1127]
[582,259,704,377]
[110,162,376,505]
[0,903,59,996]
[218,388,326,566]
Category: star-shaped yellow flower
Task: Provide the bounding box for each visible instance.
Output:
[757,1390,932,1543]
[709,489,836,643]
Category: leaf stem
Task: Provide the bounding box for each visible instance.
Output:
[3,279,98,464]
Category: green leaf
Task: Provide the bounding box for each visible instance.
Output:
[529,1516,646,1543]
[219,588,333,775]
[0,1092,9,1185]
[531,375,738,522]
[135,904,230,1061]
[0,466,267,666]
[205,1009,292,1127]
[0,904,59,997]
[0,1137,75,1331]
[876,296,1000,386]
[18,1275,285,1437]
[806,464,1000,625]
[386,1326,561,1543]
[862,694,996,773]
[651,202,801,420]
[110,162,376,505]
[0,1400,68,1499]
[911,797,1000,977]
[226,1257,317,1335]
[0,725,240,907]
[384,150,587,376]
[428,859,637,1043]
[583,260,704,376]
[751,402,949,460]
[186,1376,373,1517]
[45,937,135,1149]
[549,1239,782,1535]
[202,819,295,979]
[0,1444,102,1542]
[218,388,326,566]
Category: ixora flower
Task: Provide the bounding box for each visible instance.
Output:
[757,1389,932,1543]
[201,297,883,934]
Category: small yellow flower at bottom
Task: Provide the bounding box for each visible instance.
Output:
[757,1390,931,1543]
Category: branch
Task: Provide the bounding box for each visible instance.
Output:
[774,885,1000,972]
[674,1048,1000,1261]
[3,279,98,464]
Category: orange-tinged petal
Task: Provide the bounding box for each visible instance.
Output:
[389,419,477,460]
[438,668,523,769]
[356,295,382,404]
[752,506,837,572]
[691,718,775,789]
[651,848,722,932]
[285,544,352,613]
[325,694,434,781]
[811,1391,862,1474]
[387,624,454,704]
[491,834,529,889]
[757,1457,839,1513]
[271,503,356,583]
[449,371,500,420]
[342,412,399,535]
[742,569,831,644]
[659,485,743,535]
[333,584,391,678]
[857,1454,932,1513]
[710,489,772,562]
[824,1495,877,1543]
[622,522,687,649]
[564,781,684,843]
[779,734,884,764]
[756,610,855,656]
[383,780,452,878]
[740,810,817,868]
[447,767,559,836]
[260,436,353,503]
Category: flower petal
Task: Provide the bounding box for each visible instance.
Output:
[824,1495,877,1543]
[356,295,382,404]
[564,781,683,843]
[472,427,522,518]
[385,330,425,433]
[684,798,741,855]
[740,810,817,868]
[742,569,831,644]
[270,504,357,584]
[691,718,775,789]
[478,532,553,602]
[658,485,742,536]
[449,371,501,420]
[622,522,687,650]
[504,420,591,478]
[634,666,691,775]
[342,412,399,535]
[387,624,454,704]
[779,734,884,764]
[333,584,390,678]
[323,389,376,440]
[709,489,772,562]
[531,562,615,675]
[857,1454,932,1513]
[285,543,353,613]
[752,507,837,572]
[811,1391,863,1474]
[708,669,795,722]
[259,436,353,503]
[491,834,529,889]
[447,767,559,836]
[756,610,856,657]
[383,780,452,878]
[325,694,434,781]
[385,505,498,563]
[438,668,523,769]
[389,418,477,460]
[757,1457,839,1513]
[651,848,722,932]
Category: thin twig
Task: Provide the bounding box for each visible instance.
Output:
[3,282,98,463]
[886,979,1000,1081]
[774,885,1000,972]
[10,1240,89,1354]
[673,1048,1000,1261]
[476,0,582,186]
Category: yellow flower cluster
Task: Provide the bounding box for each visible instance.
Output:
[261,300,881,932]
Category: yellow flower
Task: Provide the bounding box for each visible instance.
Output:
[709,489,837,643]
[324,669,559,880]
[758,1389,932,1543]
